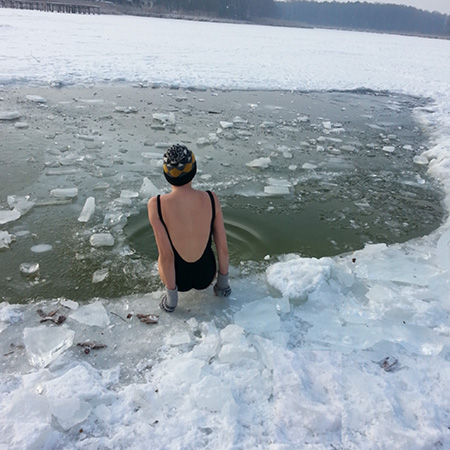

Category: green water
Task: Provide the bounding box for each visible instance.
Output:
[0,86,445,303]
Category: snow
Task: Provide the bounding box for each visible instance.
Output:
[1,9,450,449]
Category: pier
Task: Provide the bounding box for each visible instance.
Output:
[1,0,101,14]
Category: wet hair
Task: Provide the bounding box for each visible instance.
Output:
[163,144,197,186]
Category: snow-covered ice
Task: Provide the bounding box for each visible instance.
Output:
[1,9,450,450]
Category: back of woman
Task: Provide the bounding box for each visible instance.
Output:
[158,190,213,263]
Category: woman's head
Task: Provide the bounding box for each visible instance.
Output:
[163,144,197,186]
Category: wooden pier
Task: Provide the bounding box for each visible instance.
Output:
[1,0,101,14]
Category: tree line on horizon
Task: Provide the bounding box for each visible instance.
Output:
[117,0,450,37]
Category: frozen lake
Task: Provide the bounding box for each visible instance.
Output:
[1,9,450,450]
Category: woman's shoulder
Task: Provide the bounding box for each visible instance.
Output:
[147,194,162,213]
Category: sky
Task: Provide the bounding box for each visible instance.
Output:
[308,0,450,15]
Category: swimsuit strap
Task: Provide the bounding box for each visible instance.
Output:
[157,195,176,249]
[206,190,215,233]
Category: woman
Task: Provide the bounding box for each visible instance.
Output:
[148,144,231,313]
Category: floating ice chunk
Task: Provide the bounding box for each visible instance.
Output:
[330,127,345,133]
[92,268,109,284]
[90,233,115,247]
[264,186,290,196]
[30,244,52,253]
[140,177,158,198]
[114,106,138,113]
[196,137,210,146]
[77,134,95,142]
[266,255,332,299]
[322,121,332,129]
[15,230,30,237]
[234,298,281,336]
[192,376,234,412]
[302,163,317,170]
[246,157,271,169]
[46,167,80,176]
[26,95,46,103]
[403,144,413,151]
[23,325,75,368]
[93,182,110,191]
[0,111,21,120]
[114,197,132,206]
[267,178,292,187]
[103,212,124,227]
[14,121,29,129]
[120,190,139,199]
[233,116,248,128]
[208,133,219,144]
[220,121,233,129]
[354,199,371,209]
[326,137,343,143]
[260,121,275,129]
[382,146,395,153]
[289,164,297,171]
[167,331,191,346]
[78,197,95,223]
[0,231,14,250]
[415,174,425,185]
[154,142,171,149]
[0,208,21,224]
[152,112,176,124]
[413,155,429,165]
[50,187,78,199]
[70,300,110,327]
[264,179,291,196]
[142,152,164,159]
[7,195,34,214]
[19,262,40,277]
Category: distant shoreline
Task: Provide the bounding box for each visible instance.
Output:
[1,1,449,41]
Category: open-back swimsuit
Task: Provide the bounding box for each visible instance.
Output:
[157,190,217,292]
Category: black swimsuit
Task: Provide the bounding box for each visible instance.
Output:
[157,191,217,292]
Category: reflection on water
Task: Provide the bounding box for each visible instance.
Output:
[125,181,444,265]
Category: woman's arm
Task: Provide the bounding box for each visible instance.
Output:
[147,196,176,290]
[211,191,229,276]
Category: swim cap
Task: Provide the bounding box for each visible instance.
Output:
[163,144,197,186]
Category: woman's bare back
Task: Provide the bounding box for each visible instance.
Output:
[159,189,213,262]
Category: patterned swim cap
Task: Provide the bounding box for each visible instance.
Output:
[163,144,197,186]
